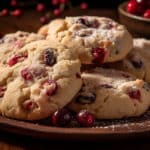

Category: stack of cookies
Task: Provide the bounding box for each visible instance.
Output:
[0,16,150,123]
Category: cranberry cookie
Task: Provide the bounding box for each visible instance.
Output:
[0,31,44,66]
[0,40,82,120]
[39,16,133,64]
[68,68,150,119]
[107,39,150,83]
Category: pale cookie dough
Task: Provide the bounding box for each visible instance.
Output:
[68,68,150,119]
[0,31,44,66]
[0,40,82,120]
[39,16,133,64]
[106,39,150,83]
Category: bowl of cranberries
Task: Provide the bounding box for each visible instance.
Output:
[118,0,150,38]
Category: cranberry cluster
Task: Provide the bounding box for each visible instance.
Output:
[126,0,150,19]
[0,0,88,24]
[51,109,95,127]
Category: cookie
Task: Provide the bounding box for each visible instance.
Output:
[40,16,133,64]
[106,39,150,83]
[0,40,82,120]
[68,68,150,119]
[0,31,44,66]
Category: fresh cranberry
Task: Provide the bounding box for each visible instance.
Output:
[0,86,6,97]
[40,16,48,24]
[53,9,62,16]
[52,0,60,6]
[143,9,150,18]
[136,0,147,7]
[126,0,144,15]
[92,47,106,64]
[127,89,141,101]
[76,93,96,105]
[77,110,95,127]
[43,80,58,96]
[44,48,56,66]
[23,100,37,111]
[10,0,17,6]
[21,68,33,81]
[59,0,68,4]
[1,9,9,16]
[12,9,22,17]
[51,109,72,127]
[36,3,46,12]
[80,2,88,10]
[8,54,27,66]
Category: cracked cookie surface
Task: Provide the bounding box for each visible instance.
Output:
[107,39,150,83]
[0,40,82,120]
[39,16,133,64]
[68,68,150,119]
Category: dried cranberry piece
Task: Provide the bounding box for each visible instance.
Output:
[99,84,113,88]
[76,73,81,78]
[127,89,141,101]
[76,109,95,127]
[51,109,72,127]
[8,54,27,66]
[77,18,99,28]
[76,93,96,105]
[131,59,143,69]
[23,100,37,111]
[43,80,58,96]
[21,68,33,81]
[92,47,106,64]
[44,48,56,66]
[0,86,6,97]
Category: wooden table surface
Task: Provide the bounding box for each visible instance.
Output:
[0,8,150,150]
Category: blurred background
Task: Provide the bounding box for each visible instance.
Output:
[0,0,125,9]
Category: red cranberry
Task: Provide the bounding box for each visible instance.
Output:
[8,54,27,66]
[0,86,6,97]
[21,68,33,81]
[143,9,150,18]
[36,3,46,12]
[12,9,22,17]
[127,89,141,101]
[52,0,60,6]
[92,47,106,64]
[1,9,9,16]
[43,80,58,96]
[40,16,48,24]
[44,48,56,66]
[51,109,72,127]
[77,110,95,127]
[59,0,68,4]
[53,9,62,16]
[23,100,37,111]
[11,0,17,6]
[136,0,147,7]
[126,0,144,15]
[80,2,88,10]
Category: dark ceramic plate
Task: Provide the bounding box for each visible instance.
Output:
[0,110,150,141]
